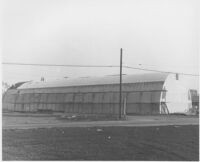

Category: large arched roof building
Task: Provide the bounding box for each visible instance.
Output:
[3,73,192,115]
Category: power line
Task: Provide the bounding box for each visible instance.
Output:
[123,66,199,77]
[2,62,199,77]
[2,62,119,68]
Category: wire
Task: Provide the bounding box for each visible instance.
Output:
[2,62,119,68]
[2,62,199,77]
[123,66,200,76]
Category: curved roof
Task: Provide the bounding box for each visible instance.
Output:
[18,73,169,89]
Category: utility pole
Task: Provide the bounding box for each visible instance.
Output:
[119,48,123,119]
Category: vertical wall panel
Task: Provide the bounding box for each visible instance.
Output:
[56,94,65,103]
[127,92,140,103]
[23,94,31,103]
[24,104,30,112]
[93,93,103,103]
[47,94,56,103]
[151,103,159,114]
[30,104,36,112]
[15,94,24,104]
[64,93,74,102]
[15,104,23,112]
[2,103,8,111]
[151,91,161,103]
[113,93,119,103]
[10,104,15,111]
[57,104,64,112]
[64,104,70,113]
[83,93,93,103]
[33,93,40,103]
[140,104,151,114]
[126,103,140,114]
[141,92,152,103]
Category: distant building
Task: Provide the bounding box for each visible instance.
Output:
[2,73,193,115]
[189,89,199,111]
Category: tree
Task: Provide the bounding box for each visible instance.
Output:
[2,82,11,94]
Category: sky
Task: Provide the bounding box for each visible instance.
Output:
[1,0,199,89]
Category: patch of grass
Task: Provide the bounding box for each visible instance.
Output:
[3,125,199,160]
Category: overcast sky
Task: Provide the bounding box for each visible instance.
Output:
[2,0,199,89]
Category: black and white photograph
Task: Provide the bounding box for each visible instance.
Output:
[1,0,199,161]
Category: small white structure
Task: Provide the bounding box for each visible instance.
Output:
[161,74,192,113]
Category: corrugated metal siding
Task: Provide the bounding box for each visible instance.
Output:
[3,74,167,114]
[3,92,162,114]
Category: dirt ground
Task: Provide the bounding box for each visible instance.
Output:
[2,113,199,129]
[3,125,199,160]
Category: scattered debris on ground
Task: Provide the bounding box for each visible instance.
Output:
[58,114,119,121]
[96,128,103,132]
[3,126,199,161]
